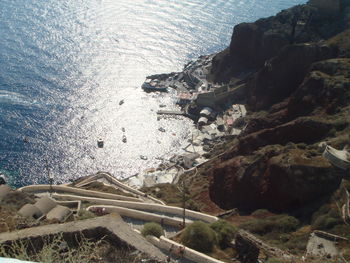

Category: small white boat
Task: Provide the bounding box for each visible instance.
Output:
[140,155,148,160]
[97,138,104,148]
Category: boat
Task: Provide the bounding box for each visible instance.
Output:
[97,138,104,148]
[119,99,124,105]
[140,155,148,160]
[122,135,127,143]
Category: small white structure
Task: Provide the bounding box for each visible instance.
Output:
[323,145,350,170]
[198,117,208,126]
[183,153,200,169]
[200,107,213,117]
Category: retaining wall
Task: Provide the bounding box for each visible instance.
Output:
[87,205,191,227]
[76,172,165,204]
[19,185,140,202]
[0,214,167,261]
[147,235,224,263]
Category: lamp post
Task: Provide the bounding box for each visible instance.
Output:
[45,159,54,196]
[49,172,54,196]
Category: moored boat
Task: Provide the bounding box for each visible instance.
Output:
[97,138,104,148]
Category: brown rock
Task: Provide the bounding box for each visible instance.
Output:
[209,147,343,211]
[237,117,332,155]
[247,43,336,110]
[288,58,350,117]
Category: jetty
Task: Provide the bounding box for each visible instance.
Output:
[157,110,186,116]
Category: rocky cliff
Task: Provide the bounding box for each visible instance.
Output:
[197,0,350,213]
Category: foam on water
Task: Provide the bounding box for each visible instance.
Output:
[0,0,306,186]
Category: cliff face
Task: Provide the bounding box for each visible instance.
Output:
[209,146,344,212]
[210,1,349,83]
[204,1,350,212]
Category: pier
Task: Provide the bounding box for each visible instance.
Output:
[157,110,186,116]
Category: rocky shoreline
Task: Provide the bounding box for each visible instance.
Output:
[126,53,249,188]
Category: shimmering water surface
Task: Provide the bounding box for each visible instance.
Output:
[0,0,305,186]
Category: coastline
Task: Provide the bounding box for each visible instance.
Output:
[125,53,248,189]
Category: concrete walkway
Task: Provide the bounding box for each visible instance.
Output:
[19,184,140,202]
[74,172,165,204]
[0,214,168,262]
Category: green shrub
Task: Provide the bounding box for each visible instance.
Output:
[266,257,283,263]
[181,221,216,252]
[210,220,237,249]
[239,215,300,235]
[251,209,269,216]
[297,143,307,149]
[239,219,272,235]
[77,210,95,220]
[274,215,300,232]
[312,215,342,230]
[0,234,102,263]
[311,204,343,231]
[141,222,164,238]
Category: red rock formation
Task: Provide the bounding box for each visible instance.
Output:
[209,148,343,211]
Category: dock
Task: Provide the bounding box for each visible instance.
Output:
[157,110,186,116]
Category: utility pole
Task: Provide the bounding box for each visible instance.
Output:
[182,180,186,229]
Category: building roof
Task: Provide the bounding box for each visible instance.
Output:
[0,185,12,200]
[18,196,73,222]
[18,204,43,220]
[46,205,72,222]
[198,117,208,124]
[35,196,57,214]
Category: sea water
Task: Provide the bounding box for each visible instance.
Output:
[0,0,305,187]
